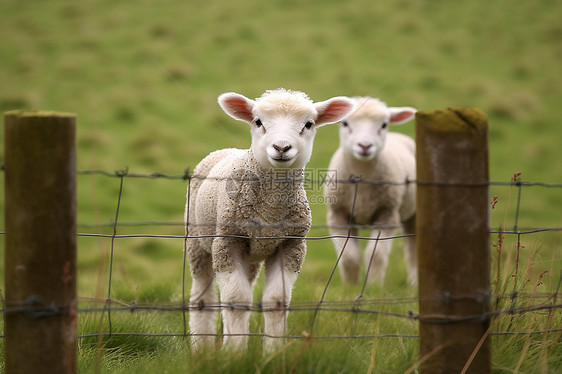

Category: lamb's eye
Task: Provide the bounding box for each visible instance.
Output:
[342,121,349,127]
[382,122,387,129]
[305,121,314,130]
[255,119,263,128]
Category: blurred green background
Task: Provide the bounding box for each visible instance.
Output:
[0,0,561,371]
[1,0,561,224]
[1,0,561,177]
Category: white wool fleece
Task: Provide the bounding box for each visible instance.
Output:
[324,96,418,286]
[185,88,355,353]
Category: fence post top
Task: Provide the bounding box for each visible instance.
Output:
[415,107,487,133]
[4,110,76,119]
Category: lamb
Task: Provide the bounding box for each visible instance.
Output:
[324,97,417,286]
[185,88,355,352]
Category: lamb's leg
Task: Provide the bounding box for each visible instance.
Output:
[327,210,361,284]
[213,238,254,351]
[262,239,305,354]
[187,244,218,350]
[402,215,418,286]
[364,227,396,285]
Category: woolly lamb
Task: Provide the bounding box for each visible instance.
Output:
[185,88,354,352]
[324,97,417,286]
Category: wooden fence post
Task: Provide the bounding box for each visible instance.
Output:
[416,107,491,373]
[4,111,77,374]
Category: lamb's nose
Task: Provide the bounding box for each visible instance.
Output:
[273,144,292,155]
[358,143,372,152]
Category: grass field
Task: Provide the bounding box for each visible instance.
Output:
[1,0,561,372]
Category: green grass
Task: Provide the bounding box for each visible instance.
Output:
[1,0,562,372]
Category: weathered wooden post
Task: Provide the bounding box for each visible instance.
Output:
[416,107,491,373]
[4,111,77,374]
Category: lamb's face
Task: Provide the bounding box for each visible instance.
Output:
[340,113,390,161]
[250,101,318,169]
[339,97,416,161]
[219,89,355,170]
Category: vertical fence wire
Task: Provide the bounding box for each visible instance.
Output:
[104,168,127,338]
[506,175,524,333]
[181,173,191,338]
[358,230,382,303]
[513,180,523,232]
[309,179,360,334]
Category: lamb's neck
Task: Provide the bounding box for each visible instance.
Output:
[342,151,379,179]
[247,150,305,188]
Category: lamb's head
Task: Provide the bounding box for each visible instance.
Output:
[219,88,354,170]
[339,97,416,161]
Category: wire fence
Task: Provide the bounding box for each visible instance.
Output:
[1,168,561,344]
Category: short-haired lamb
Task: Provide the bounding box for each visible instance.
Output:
[324,97,417,286]
[185,88,354,352]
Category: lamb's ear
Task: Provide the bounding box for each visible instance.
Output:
[314,97,355,127]
[388,107,417,125]
[218,92,255,124]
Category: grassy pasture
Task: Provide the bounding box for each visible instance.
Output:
[1,0,561,372]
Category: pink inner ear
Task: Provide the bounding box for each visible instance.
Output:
[225,97,252,119]
[317,100,353,124]
[390,110,415,123]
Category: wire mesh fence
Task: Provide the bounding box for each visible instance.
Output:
[2,167,560,344]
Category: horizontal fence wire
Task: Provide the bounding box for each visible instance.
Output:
[1,168,561,342]
[1,291,560,335]
[73,168,562,188]
[1,295,560,340]
[2,168,560,236]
